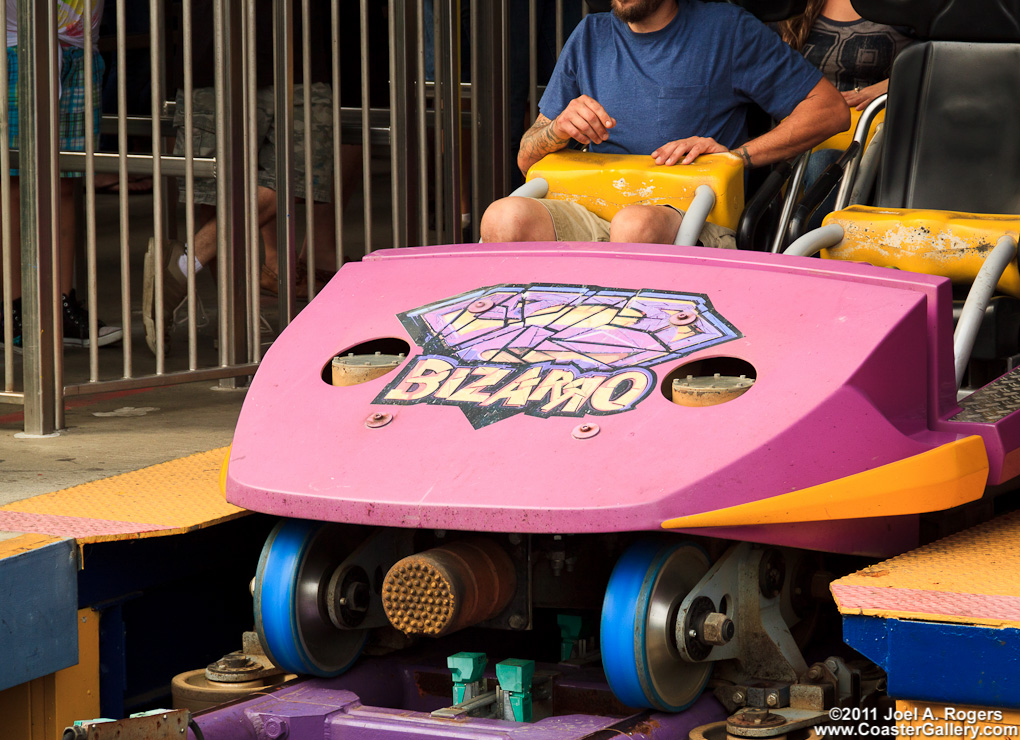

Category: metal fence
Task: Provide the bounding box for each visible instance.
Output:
[0,0,582,436]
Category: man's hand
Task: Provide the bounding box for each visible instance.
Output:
[518,96,617,175]
[652,137,728,166]
[842,79,888,111]
[551,95,616,146]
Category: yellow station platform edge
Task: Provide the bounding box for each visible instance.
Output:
[831,509,1020,629]
[0,447,246,553]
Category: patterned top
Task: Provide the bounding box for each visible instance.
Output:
[803,16,913,92]
[6,0,105,49]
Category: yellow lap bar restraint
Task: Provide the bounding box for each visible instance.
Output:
[662,436,988,529]
[526,149,745,231]
[822,206,1020,298]
[814,105,885,152]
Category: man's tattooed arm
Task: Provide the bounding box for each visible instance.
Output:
[518,114,572,175]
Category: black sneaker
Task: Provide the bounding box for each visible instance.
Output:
[1,298,23,353]
[61,289,123,348]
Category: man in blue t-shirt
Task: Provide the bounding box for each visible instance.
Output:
[480,0,848,246]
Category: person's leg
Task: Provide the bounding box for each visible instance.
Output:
[1,47,21,347]
[57,47,121,347]
[263,140,360,297]
[173,88,221,268]
[803,148,844,230]
[191,204,221,267]
[609,204,683,244]
[480,197,557,242]
[143,88,220,354]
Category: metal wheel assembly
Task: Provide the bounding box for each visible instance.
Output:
[254,519,368,676]
[600,540,713,712]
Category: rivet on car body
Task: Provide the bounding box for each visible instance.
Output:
[468,299,495,314]
[365,412,393,428]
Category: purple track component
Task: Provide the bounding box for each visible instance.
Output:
[189,675,726,740]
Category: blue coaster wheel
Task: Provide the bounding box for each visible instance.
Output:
[601,540,712,712]
[254,518,368,677]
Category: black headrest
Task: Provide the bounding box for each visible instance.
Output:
[729,0,807,22]
[584,0,807,22]
[852,0,1020,42]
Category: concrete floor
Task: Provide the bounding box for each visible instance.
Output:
[0,191,260,512]
[0,381,245,505]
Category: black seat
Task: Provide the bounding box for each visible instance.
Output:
[841,0,1020,368]
[877,41,1020,213]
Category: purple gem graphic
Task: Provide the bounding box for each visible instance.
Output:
[376,283,742,428]
[400,283,740,371]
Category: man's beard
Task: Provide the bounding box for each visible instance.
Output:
[611,0,669,23]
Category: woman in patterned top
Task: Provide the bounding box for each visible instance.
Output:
[777,0,913,227]
[778,0,913,110]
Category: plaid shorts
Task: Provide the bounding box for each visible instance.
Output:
[174,83,335,205]
[7,46,105,177]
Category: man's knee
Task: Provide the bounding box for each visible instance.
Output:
[480,197,553,242]
[609,205,681,245]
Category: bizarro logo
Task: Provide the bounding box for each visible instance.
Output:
[376,284,741,428]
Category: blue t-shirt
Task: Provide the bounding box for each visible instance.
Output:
[539,0,823,155]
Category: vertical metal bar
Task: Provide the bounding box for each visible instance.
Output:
[149,0,167,371]
[415,0,428,246]
[388,0,411,249]
[48,1,64,430]
[0,0,12,389]
[469,0,477,243]
[301,0,314,296]
[555,0,564,56]
[83,0,98,379]
[156,0,171,245]
[240,18,253,360]
[437,0,462,245]
[473,0,507,232]
[19,0,58,434]
[528,0,537,125]
[184,0,199,369]
[330,0,343,270]
[431,2,444,244]
[273,0,296,326]
[359,0,373,252]
[245,0,261,361]
[116,0,132,377]
[214,0,248,374]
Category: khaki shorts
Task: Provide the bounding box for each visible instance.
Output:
[537,199,737,249]
[174,83,334,205]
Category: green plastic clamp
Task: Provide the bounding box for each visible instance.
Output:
[447,652,487,704]
[557,614,585,661]
[496,658,535,722]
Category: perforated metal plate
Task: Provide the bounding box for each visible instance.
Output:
[952,366,1020,423]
